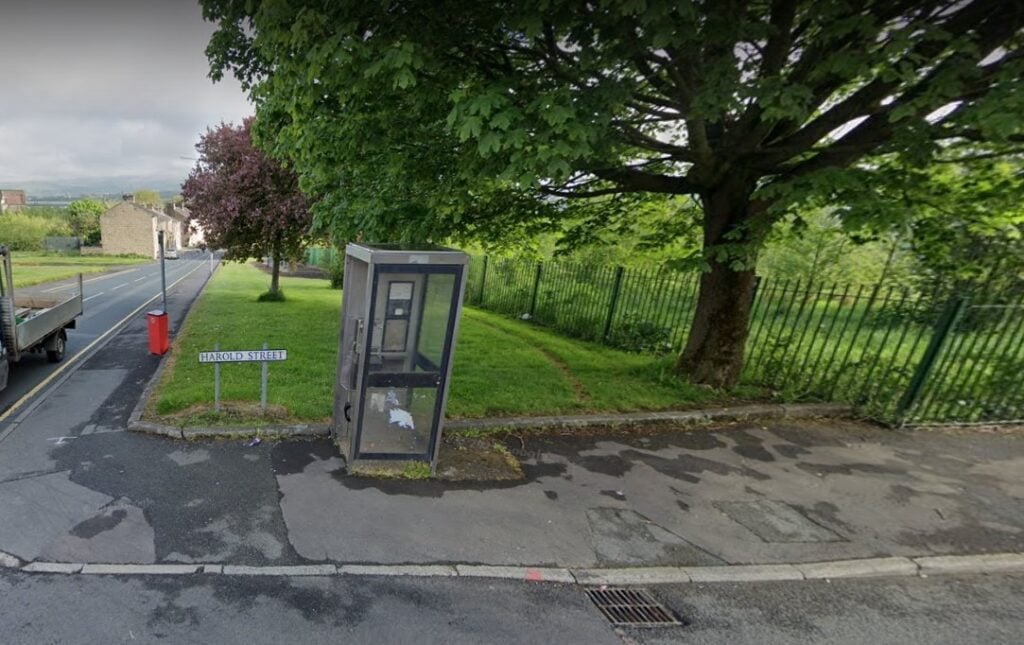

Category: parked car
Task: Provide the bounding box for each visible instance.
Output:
[165,248,179,259]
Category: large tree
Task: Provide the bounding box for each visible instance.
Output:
[132,189,163,208]
[67,198,105,245]
[203,0,1024,386]
[182,118,311,295]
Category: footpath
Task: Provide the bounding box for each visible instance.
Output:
[0,270,1022,585]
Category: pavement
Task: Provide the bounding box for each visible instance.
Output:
[0,260,1023,585]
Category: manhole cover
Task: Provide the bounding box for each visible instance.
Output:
[586,587,682,627]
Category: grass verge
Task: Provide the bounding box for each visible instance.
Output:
[11,253,150,287]
[151,262,742,426]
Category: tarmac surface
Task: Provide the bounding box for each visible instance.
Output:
[0,287,1021,570]
[1,568,1021,644]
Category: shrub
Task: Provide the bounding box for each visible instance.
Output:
[607,314,673,354]
[0,212,69,250]
[327,253,345,289]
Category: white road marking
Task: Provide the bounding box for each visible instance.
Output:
[46,436,77,445]
[111,283,128,291]
[83,292,104,302]
[134,276,147,282]
[41,267,144,292]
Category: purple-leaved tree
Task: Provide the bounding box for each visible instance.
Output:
[182,118,311,297]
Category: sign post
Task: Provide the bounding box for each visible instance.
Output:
[213,342,221,412]
[260,342,269,411]
[200,344,289,414]
[157,230,167,313]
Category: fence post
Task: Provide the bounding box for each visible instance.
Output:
[894,296,966,424]
[603,266,625,342]
[529,262,543,316]
[478,256,488,305]
[749,275,762,309]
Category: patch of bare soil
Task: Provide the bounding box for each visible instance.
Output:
[436,434,524,481]
[915,423,1024,438]
[148,401,294,426]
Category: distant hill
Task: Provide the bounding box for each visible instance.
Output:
[2,176,182,201]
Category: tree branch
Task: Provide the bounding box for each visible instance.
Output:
[592,166,701,195]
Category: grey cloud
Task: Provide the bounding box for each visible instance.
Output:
[0,0,251,187]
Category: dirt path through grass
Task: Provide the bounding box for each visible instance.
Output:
[467,313,592,405]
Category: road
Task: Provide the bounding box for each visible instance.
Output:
[0,252,214,420]
[0,569,1020,644]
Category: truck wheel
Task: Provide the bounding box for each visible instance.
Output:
[46,332,66,363]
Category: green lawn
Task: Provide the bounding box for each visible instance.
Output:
[11,253,150,288]
[151,262,725,424]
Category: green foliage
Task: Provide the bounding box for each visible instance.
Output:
[399,462,432,479]
[757,210,916,287]
[325,253,344,289]
[67,198,105,243]
[0,212,71,251]
[203,0,1024,386]
[606,315,674,354]
[133,189,163,207]
[205,0,1024,252]
[826,156,1024,295]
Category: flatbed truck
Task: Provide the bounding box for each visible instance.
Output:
[0,245,83,393]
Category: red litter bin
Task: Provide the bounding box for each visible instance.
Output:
[146,310,169,355]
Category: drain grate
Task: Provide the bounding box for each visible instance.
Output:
[586,587,682,627]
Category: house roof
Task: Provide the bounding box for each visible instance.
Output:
[104,200,175,222]
[164,203,191,222]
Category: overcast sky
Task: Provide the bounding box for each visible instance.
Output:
[0,0,251,191]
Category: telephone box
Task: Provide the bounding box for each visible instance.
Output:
[333,243,468,471]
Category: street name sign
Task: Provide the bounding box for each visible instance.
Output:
[199,349,288,364]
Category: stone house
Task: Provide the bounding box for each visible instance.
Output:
[0,189,27,213]
[100,196,182,258]
[164,203,196,247]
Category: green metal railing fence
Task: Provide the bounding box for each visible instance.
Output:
[465,256,1024,426]
[305,247,340,267]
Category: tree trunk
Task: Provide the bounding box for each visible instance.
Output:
[676,179,760,389]
[270,250,281,294]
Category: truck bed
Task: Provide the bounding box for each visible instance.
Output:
[0,291,83,358]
